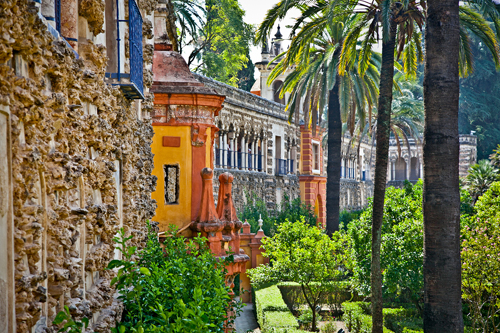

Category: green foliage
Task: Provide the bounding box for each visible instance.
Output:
[461,182,500,332]
[321,322,338,333]
[342,302,422,333]
[239,193,317,236]
[464,159,500,201]
[53,306,89,333]
[297,309,315,330]
[264,312,300,330]
[198,0,254,87]
[108,225,240,333]
[339,209,365,229]
[491,144,500,169]
[347,181,424,310]
[253,284,300,332]
[249,220,349,331]
[459,35,500,160]
[278,281,354,315]
[237,52,256,91]
[343,302,394,333]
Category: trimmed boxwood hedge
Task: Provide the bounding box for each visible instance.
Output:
[343,302,423,333]
[254,284,307,333]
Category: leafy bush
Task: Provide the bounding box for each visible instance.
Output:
[108,225,240,332]
[278,281,355,315]
[249,220,350,331]
[340,209,365,229]
[239,192,317,236]
[53,306,89,333]
[383,308,422,333]
[346,181,424,311]
[321,322,338,333]
[343,302,422,333]
[461,182,500,332]
[297,309,314,330]
[464,160,499,202]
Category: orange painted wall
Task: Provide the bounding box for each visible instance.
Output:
[151,125,192,231]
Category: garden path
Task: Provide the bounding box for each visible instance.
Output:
[234,298,259,333]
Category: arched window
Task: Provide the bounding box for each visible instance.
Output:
[273,80,285,104]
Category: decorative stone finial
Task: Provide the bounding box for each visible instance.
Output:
[193,168,219,224]
[274,25,283,39]
[217,172,238,223]
[242,219,251,234]
[258,214,263,231]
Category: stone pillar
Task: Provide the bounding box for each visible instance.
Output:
[253,141,257,171]
[230,137,235,169]
[241,136,246,170]
[61,0,79,51]
[406,157,410,181]
[221,133,227,168]
[41,0,56,28]
[263,138,268,173]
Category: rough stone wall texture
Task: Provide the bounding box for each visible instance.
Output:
[0,0,157,331]
[213,169,300,213]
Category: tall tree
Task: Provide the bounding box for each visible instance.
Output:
[197,0,254,86]
[258,5,380,235]
[423,1,463,331]
[340,3,425,331]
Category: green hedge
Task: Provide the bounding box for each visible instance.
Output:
[254,284,307,333]
[343,302,423,333]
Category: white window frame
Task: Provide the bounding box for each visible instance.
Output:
[312,140,321,174]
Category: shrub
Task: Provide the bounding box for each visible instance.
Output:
[342,302,423,333]
[108,225,240,332]
[278,281,355,315]
[249,220,350,332]
[239,192,317,236]
[297,309,314,330]
[321,322,338,333]
[461,182,500,332]
[346,181,424,311]
[340,209,365,228]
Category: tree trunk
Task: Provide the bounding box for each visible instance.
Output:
[165,0,179,52]
[371,17,398,333]
[326,80,342,235]
[423,1,464,332]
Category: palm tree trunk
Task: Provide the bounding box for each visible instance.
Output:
[326,80,342,235]
[371,17,398,333]
[423,1,464,332]
[165,0,179,52]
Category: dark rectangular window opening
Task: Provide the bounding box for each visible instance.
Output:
[164,164,180,205]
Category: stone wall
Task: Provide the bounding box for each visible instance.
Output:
[0,0,157,331]
[213,169,300,213]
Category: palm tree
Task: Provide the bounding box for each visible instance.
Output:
[165,0,204,53]
[265,12,380,236]
[422,2,463,331]
[465,160,499,202]
[423,0,500,331]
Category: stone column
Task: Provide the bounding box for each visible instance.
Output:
[263,138,268,173]
[222,132,227,168]
[252,138,257,171]
[231,137,236,169]
[42,0,56,28]
[61,0,79,51]
[406,157,410,181]
[241,135,246,170]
